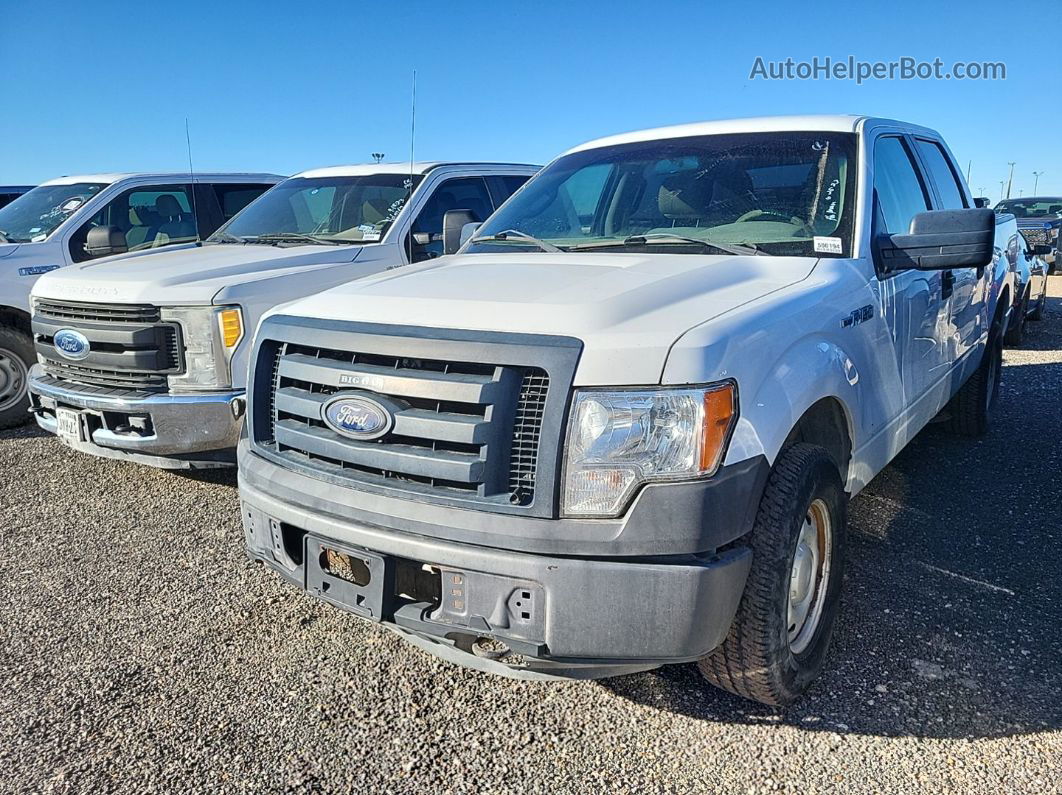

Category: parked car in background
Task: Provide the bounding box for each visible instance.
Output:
[0,186,33,209]
[0,173,281,428]
[1002,231,1052,344]
[27,162,538,466]
[995,196,1061,272]
[238,116,1013,706]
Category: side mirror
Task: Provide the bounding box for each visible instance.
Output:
[880,208,995,270]
[1031,244,1053,256]
[459,221,481,248]
[973,197,990,209]
[442,209,478,255]
[84,225,128,258]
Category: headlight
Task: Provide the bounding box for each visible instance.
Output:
[561,382,737,518]
[161,305,243,390]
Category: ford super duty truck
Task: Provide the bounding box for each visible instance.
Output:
[0,172,281,429]
[238,116,1014,705]
[27,162,537,467]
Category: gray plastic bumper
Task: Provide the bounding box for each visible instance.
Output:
[239,449,754,677]
[28,365,242,468]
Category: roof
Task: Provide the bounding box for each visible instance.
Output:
[564,114,934,154]
[998,196,1062,202]
[293,161,540,179]
[39,172,283,186]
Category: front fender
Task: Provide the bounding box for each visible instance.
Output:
[726,334,859,474]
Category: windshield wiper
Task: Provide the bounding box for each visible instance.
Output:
[207,231,248,244]
[469,229,564,253]
[570,234,764,256]
[248,232,346,246]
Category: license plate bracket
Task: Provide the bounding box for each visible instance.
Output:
[305,536,389,621]
[55,407,83,445]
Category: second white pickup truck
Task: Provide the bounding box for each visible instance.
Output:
[27,162,537,467]
[238,116,1016,705]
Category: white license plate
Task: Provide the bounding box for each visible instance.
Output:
[56,408,83,444]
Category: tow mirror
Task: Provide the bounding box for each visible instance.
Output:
[879,208,995,270]
[84,225,128,258]
[442,209,477,255]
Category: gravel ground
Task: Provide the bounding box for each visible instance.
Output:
[2,281,1061,794]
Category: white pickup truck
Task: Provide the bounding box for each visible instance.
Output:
[27,162,537,466]
[0,172,281,428]
[237,116,1015,705]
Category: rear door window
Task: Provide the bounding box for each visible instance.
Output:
[915,140,968,210]
[212,183,272,221]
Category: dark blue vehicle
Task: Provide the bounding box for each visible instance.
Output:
[0,186,33,210]
[996,196,1062,272]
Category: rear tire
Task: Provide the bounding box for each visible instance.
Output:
[1003,289,1027,346]
[947,320,1002,437]
[1028,285,1046,321]
[0,324,34,430]
[697,443,846,706]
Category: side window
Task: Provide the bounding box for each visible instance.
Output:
[873,137,931,234]
[408,177,493,261]
[212,183,272,221]
[914,140,968,210]
[488,174,531,207]
[70,184,196,262]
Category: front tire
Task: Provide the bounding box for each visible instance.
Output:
[1028,285,1046,321]
[0,325,34,430]
[1003,289,1027,346]
[698,443,846,706]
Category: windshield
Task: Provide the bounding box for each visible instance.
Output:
[466,132,857,257]
[0,182,106,243]
[995,198,1062,220]
[213,174,423,245]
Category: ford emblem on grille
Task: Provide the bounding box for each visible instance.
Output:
[53,329,91,361]
[322,395,394,440]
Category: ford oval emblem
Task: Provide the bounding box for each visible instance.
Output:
[322,395,394,441]
[53,329,91,361]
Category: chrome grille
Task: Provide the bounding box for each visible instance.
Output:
[1019,228,1049,245]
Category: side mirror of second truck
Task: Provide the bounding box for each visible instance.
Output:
[84,225,128,259]
[442,209,478,255]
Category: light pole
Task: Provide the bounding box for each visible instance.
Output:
[1033,171,1044,194]
[1006,162,1016,199]
[371,152,385,164]
[999,179,1006,202]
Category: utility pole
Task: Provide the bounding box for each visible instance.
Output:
[371,152,385,163]
[1033,171,1044,194]
[1006,162,1016,199]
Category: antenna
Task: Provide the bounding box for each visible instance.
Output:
[185,118,201,244]
[407,69,417,264]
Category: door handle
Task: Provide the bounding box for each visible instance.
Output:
[941,270,954,299]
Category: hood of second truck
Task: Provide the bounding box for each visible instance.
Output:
[271,252,818,385]
[30,243,364,305]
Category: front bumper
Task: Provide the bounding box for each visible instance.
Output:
[239,444,754,679]
[29,365,242,468]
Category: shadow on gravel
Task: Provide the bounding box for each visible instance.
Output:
[3,422,50,440]
[604,358,1062,740]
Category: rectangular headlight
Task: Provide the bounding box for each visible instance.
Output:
[561,382,736,518]
[162,305,243,391]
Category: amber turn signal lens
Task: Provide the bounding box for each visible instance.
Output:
[218,308,242,348]
[701,384,736,473]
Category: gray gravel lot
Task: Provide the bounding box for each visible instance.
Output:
[2,281,1061,794]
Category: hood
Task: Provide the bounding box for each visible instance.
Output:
[31,243,363,305]
[1015,218,1061,228]
[273,252,817,385]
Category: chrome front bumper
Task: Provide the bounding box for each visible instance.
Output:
[28,365,243,469]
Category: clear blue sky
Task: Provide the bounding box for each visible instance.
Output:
[2,0,1058,203]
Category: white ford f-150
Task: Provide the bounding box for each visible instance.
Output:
[26,162,537,467]
[237,116,1016,704]
[0,172,281,428]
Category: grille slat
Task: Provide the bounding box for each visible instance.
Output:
[275,420,485,483]
[35,300,161,324]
